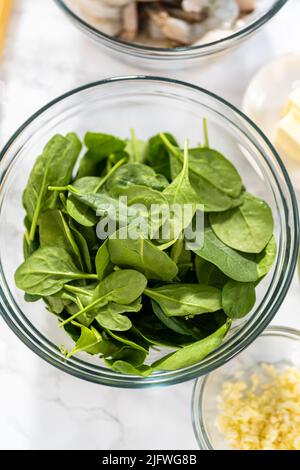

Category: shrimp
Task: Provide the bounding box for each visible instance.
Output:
[147,6,191,44]
[72,0,255,46]
[148,0,239,45]
[120,1,138,41]
[73,0,123,20]
[182,0,239,42]
[236,0,256,13]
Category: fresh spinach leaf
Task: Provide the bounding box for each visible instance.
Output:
[195,257,228,288]
[67,176,101,227]
[69,191,143,227]
[106,162,168,193]
[146,132,178,181]
[60,269,147,326]
[152,322,230,371]
[210,193,274,253]
[111,184,168,209]
[94,296,142,332]
[144,284,222,317]
[39,209,84,269]
[106,329,149,353]
[125,129,148,163]
[109,361,152,376]
[160,134,243,211]
[191,223,259,282]
[15,246,97,296]
[23,133,81,240]
[66,323,103,358]
[162,141,198,206]
[76,151,105,178]
[68,218,93,273]
[151,300,205,339]
[256,236,277,278]
[222,280,256,319]
[84,132,126,160]
[96,311,132,332]
[95,239,113,281]
[108,230,178,281]
[94,269,147,304]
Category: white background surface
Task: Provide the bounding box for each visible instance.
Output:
[0,0,299,450]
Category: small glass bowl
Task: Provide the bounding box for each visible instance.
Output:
[0,76,298,388]
[192,326,300,450]
[54,0,288,68]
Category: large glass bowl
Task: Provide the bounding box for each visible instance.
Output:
[0,76,298,388]
[192,326,300,450]
[54,0,288,67]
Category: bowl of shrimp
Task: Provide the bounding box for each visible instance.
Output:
[55,0,288,67]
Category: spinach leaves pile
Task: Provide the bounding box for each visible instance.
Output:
[15,128,276,376]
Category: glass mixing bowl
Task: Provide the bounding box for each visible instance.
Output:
[0,76,298,388]
[54,0,288,67]
[192,326,300,450]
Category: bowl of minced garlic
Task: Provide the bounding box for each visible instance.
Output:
[216,364,300,450]
[192,326,300,450]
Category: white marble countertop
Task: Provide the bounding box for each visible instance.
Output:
[0,0,299,450]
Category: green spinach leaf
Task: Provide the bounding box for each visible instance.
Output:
[152,322,230,371]
[66,323,103,358]
[15,246,97,296]
[151,300,205,339]
[144,284,222,317]
[108,230,178,281]
[109,361,152,376]
[39,209,84,269]
[256,235,277,278]
[195,257,228,288]
[191,224,259,282]
[67,176,101,227]
[146,132,178,180]
[210,193,274,253]
[23,133,81,240]
[60,269,147,326]
[107,162,168,193]
[95,239,113,281]
[222,280,256,319]
[125,129,148,163]
[84,132,126,160]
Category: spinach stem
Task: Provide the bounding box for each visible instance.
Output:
[130,128,139,162]
[59,293,109,328]
[64,285,92,295]
[157,239,177,251]
[48,184,79,193]
[203,118,209,147]
[60,215,84,269]
[76,295,84,310]
[183,139,189,172]
[159,133,182,159]
[70,273,98,280]
[29,170,48,241]
[93,157,126,193]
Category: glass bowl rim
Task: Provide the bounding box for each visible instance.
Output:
[54,0,288,55]
[191,325,300,450]
[0,75,298,388]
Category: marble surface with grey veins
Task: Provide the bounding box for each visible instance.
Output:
[0,0,299,450]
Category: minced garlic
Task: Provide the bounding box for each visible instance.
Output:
[216,364,300,450]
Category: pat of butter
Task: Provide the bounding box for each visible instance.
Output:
[275,108,300,163]
[284,87,300,115]
[274,87,300,163]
